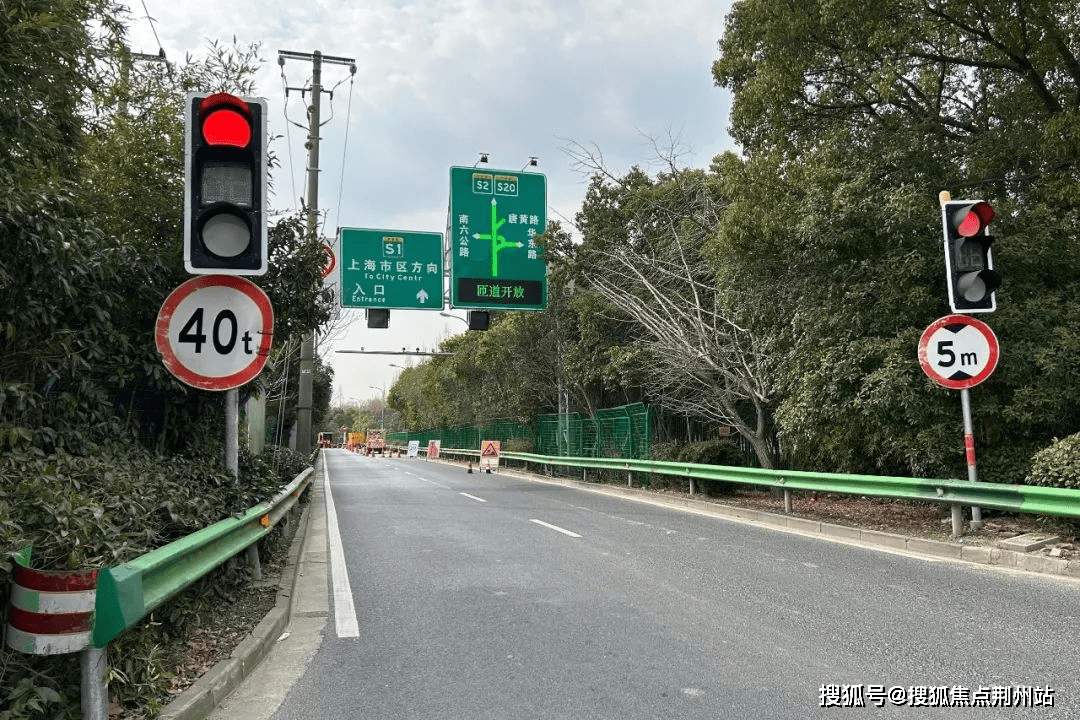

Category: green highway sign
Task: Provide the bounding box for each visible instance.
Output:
[339,228,444,309]
[448,166,547,310]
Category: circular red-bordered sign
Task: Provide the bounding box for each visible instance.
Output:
[321,243,336,278]
[155,275,274,391]
[918,314,999,390]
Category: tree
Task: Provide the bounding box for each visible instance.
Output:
[711,0,1080,478]
[561,145,781,468]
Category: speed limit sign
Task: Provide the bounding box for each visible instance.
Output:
[155,275,274,391]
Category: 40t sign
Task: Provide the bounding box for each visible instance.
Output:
[918,314,999,390]
[156,275,274,391]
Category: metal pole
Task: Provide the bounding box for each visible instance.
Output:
[295,50,323,457]
[226,388,239,481]
[226,389,261,577]
[960,388,983,530]
[81,647,108,720]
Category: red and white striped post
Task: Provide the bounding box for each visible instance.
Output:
[6,562,109,720]
[960,388,984,530]
[6,564,97,654]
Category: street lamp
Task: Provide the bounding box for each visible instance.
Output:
[368,384,385,427]
[439,311,468,327]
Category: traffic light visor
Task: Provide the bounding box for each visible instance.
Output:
[954,202,995,237]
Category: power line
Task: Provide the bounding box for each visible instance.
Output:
[278,65,299,213]
[333,69,356,240]
[138,0,164,54]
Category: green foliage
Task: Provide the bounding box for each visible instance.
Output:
[1027,434,1080,489]
[503,437,535,453]
[0,663,79,720]
[675,440,746,468]
[0,441,306,717]
[711,1,1080,478]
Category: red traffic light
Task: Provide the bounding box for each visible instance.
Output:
[953,201,995,238]
[198,93,252,148]
[185,91,267,276]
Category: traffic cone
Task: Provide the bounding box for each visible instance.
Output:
[467,461,473,474]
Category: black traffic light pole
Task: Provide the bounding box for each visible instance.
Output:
[279,49,356,455]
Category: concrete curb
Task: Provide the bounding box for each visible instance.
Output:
[439,457,1080,581]
[158,473,317,720]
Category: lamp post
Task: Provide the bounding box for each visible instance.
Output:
[440,311,468,327]
[368,384,385,427]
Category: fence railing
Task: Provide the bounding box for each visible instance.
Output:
[386,402,655,460]
[416,447,1080,521]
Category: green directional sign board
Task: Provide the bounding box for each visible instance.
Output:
[448,166,547,310]
[339,228,443,310]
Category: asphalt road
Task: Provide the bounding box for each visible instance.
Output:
[272,450,1080,718]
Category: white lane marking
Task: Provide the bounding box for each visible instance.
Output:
[419,477,450,489]
[529,518,583,538]
[323,461,360,638]
[460,492,487,503]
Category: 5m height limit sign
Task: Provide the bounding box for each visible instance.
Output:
[918,314,1000,535]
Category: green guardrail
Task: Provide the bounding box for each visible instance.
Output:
[92,466,315,647]
[416,448,1080,520]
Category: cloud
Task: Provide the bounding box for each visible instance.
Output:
[119,0,735,406]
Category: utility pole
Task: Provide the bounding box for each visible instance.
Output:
[278,49,356,455]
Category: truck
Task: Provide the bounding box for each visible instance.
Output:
[365,428,386,456]
[317,432,334,449]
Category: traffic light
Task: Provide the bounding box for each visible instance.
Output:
[467,310,490,331]
[184,92,267,275]
[942,200,999,313]
[367,309,389,329]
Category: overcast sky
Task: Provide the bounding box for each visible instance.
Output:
[120,0,737,416]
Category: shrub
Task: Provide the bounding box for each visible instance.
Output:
[503,437,535,453]
[676,440,746,467]
[0,442,312,718]
[1027,433,1080,489]
[650,441,679,462]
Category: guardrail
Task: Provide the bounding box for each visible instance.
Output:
[414,447,1080,522]
[93,465,314,647]
[47,465,315,720]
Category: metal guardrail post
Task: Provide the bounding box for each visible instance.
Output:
[81,647,108,720]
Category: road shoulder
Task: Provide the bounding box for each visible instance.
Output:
[158,463,329,720]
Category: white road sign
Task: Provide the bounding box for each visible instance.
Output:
[918,314,999,390]
[155,275,274,391]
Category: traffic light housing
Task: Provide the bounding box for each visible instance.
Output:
[367,309,390,329]
[467,310,490,331]
[184,92,268,275]
[942,200,999,313]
